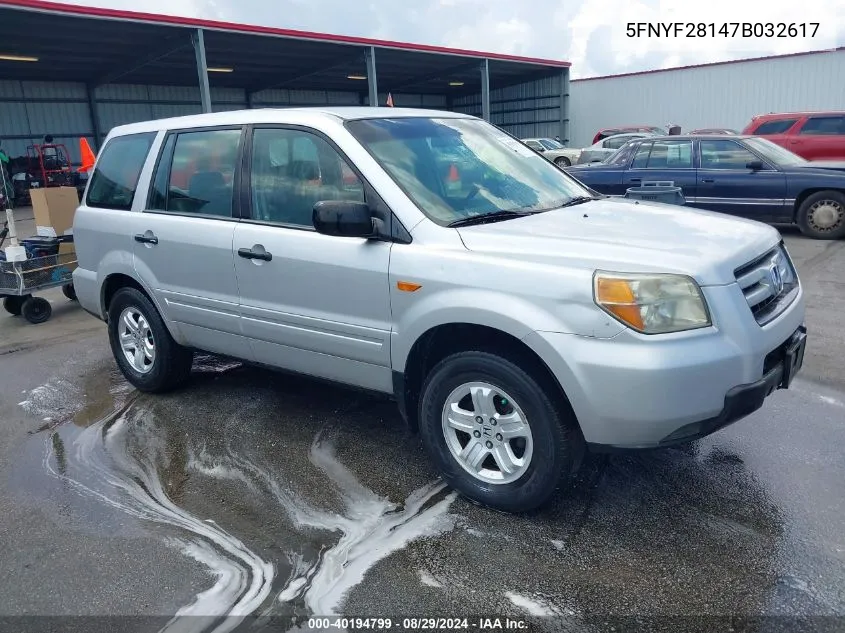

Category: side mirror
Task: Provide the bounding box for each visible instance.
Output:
[313,200,375,238]
[746,160,764,171]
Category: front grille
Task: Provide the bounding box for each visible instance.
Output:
[734,243,799,325]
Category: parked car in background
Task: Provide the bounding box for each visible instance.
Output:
[577,132,659,164]
[521,137,581,167]
[71,108,807,513]
[690,128,738,135]
[592,126,665,144]
[742,111,845,161]
[564,134,845,239]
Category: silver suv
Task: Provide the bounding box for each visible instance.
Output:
[72,107,807,513]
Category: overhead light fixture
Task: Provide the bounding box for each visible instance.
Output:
[0,54,38,62]
[347,74,367,80]
[207,67,233,73]
[449,81,464,86]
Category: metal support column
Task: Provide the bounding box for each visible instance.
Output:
[480,58,490,121]
[86,84,101,151]
[560,67,570,144]
[191,28,212,114]
[365,46,378,107]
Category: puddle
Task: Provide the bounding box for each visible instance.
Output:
[13,360,457,629]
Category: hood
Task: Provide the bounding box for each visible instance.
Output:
[791,160,845,172]
[456,197,780,286]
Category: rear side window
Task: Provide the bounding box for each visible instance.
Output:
[798,116,845,136]
[86,132,156,210]
[147,128,242,217]
[753,119,798,135]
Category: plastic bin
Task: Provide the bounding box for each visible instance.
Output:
[624,181,685,206]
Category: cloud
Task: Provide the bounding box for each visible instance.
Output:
[66,0,845,77]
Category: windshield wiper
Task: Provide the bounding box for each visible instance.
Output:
[447,210,531,227]
[557,196,594,208]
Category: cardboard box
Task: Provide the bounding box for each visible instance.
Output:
[30,186,79,238]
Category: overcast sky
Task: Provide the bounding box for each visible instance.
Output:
[74,0,845,78]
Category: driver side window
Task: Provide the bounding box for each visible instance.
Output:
[249,127,365,227]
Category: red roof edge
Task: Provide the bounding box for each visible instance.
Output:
[572,47,844,82]
[0,0,571,67]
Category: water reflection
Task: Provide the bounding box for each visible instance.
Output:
[14,354,805,631]
[21,358,455,632]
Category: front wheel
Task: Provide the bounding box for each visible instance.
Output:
[554,157,571,168]
[21,296,52,324]
[107,287,194,393]
[797,191,845,240]
[418,351,583,513]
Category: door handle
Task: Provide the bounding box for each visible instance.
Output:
[238,247,272,262]
[629,178,642,182]
[702,178,715,183]
[134,233,158,244]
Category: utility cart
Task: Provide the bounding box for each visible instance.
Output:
[0,169,78,324]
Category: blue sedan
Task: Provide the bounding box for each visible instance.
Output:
[564,135,845,240]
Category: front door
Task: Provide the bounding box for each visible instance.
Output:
[233,125,393,393]
[133,126,250,359]
[695,139,787,221]
[624,139,698,201]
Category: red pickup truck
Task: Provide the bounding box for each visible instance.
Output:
[742,111,845,161]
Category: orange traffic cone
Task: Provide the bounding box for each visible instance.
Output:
[446,163,460,192]
[78,137,96,173]
[386,92,394,107]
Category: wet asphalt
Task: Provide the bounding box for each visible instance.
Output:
[0,233,843,632]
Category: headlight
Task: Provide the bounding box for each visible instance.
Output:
[593,272,711,334]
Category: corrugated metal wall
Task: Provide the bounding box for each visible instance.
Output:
[569,49,845,148]
[452,73,565,141]
[0,80,95,163]
[0,81,448,165]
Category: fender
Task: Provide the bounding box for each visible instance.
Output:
[391,286,588,372]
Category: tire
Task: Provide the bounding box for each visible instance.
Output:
[418,351,583,513]
[62,283,77,301]
[3,295,24,316]
[107,286,194,393]
[554,157,571,168]
[21,296,52,324]
[796,190,845,240]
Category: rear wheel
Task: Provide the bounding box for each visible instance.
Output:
[797,191,845,240]
[62,283,77,301]
[418,351,583,513]
[3,295,24,316]
[107,287,194,393]
[554,156,571,168]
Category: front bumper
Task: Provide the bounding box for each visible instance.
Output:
[523,282,806,450]
[611,324,806,451]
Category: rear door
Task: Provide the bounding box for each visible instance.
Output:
[133,126,250,359]
[695,138,786,220]
[623,138,697,199]
[788,115,845,160]
[748,116,801,152]
[232,125,394,393]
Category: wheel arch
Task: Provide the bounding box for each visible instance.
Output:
[100,273,184,343]
[395,322,579,435]
[793,187,845,222]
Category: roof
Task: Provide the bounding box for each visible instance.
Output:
[0,0,568,95]
[750,110,845,118]
[107,106,472,136]
[573,47,844,82]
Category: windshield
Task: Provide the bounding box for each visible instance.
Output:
[345,117,592,225]
[539,138,564,150]
[744,137,807,166]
